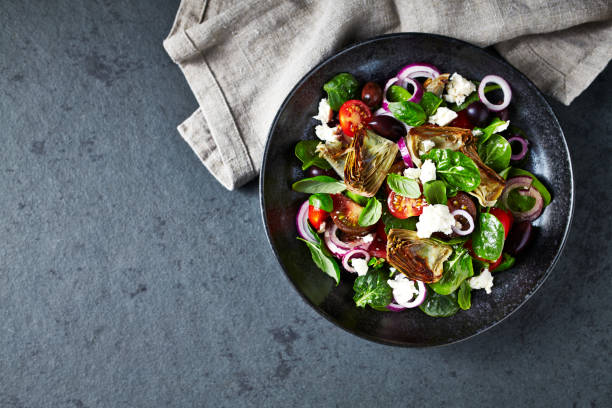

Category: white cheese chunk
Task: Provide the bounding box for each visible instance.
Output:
[416,204,456,238]
[472,129,483,136]
[403,167,421,179]
[315,124,340,142]
[469,267,494,294]
[444,73,476,105]
[387,274,419,306]
[428,107,458,126]
[351,258,369,276]
[361,234,374,243]
[493,120,510,133]
[313,98,333,124]
[419,159,437,184]
[419,139,436,155]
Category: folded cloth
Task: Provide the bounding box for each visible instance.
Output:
[164,0,612,190]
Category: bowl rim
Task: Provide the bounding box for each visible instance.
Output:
[259,32,575,347]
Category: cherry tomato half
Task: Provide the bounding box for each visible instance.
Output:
[307,205,328,231]
[489,254,503,271]
[338,100,372,137]
[449,109,473,129]
[330,194,373,235]
[367,221,388,259]
[387,191,425,219]
[489,208,514,239]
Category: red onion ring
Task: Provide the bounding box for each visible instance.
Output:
[387,279,427,310]
[341,249,370,273]
[478,75,512,112]
[451,209,474,235]
[396,63,440,81]
[508,136,528,161]
[397,136,414,167]
[323,224,374,258]
[296,200,317,243]
[501,177,544,221]
[398,76,424,103]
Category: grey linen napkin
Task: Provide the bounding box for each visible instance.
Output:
[164,0,612,190]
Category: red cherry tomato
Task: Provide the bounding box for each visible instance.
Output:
[464,240,489,264]
[489,208,514,239]
[307,205,328,231]
[449,110,473,129]
[489,254,503,271]
[338,100,372,137]
[387,191,425,219]
[368,222,388,259]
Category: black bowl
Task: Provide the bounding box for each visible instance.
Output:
[260,33,573,347]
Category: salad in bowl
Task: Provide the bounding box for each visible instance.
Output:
[292,63,552,318]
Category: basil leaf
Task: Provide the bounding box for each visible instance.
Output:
[382,207,418,233]
[419,290,459,317]
[422,148,481,192]
[387,85,412,102]
[457,280,472,310]
[419,92,443,116]
[353,270,393,309]
[345,190,369,206]
[493,253,515,272]
[358,197,382,227]
[386,173,421,198]
[292,176,345,194]
[472,213,505,261]
[295,140,331,171]
[430,247,474,295]
[367,257,386,269]
[388,101,427,126]
[508,168,552,206]
[474,117,506,147]
[450,83,501,112]
[498,166,511,180]
[478,134,511,172]
[308,193,333,212]
[298,238,340,285]
[423,180,447,205]
[323,73,360,111]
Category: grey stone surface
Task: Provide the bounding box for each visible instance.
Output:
[0,1,610,407]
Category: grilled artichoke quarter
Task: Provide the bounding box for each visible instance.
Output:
[386,229,453,283]
[343,129,399,197]
[460,144,506,207]
[406,125,473,167]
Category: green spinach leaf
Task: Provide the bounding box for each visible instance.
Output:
[295,140,331,171]
[323,73,360,110]
[419,92,443,116]
[474,117,506,147]
[358,197,382,227]
[367,257,386,269]
[457,280,472,310]
[450,83,501,112]
[387,85,412,102]
[423,180,447,205]
[430,247,474,295]
[382,207,418,233]
[493,253,515,272]
[419,290,460,317]
[353,270,393,308]
[298,238,340,285]
[388,101,427,126]
[506,189,536,212]
[386,173,421,198]
[508,168,552,206]
[479,134,511,172]
[308,193,333,212]
[345,190,369,206]
[292,176,345,194]
[498,166,511,180]
[422,148,481,192]
[472,213,505,261]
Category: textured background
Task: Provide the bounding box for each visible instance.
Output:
[1,1,611,407]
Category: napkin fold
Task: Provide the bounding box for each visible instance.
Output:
[164,0,612,190]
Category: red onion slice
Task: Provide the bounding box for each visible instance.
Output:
[387,279,427,310]
[501,177,544,221]
[478,75,512,112]
[508,136,529,161]
[451,209,475,235]
[323,224,374,258]
[296,200,317,243]
[396,63,440,81]
[341,249,370,273]
[397,136,414,167]
[399,76,424,103]
[386,303,407,312]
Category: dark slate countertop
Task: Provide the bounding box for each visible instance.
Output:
[1,1,610,407]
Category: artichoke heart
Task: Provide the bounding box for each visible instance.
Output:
[460,144,506,207]
[343,129,398,197]
[386,229,452,283]
[316,139,350,179]
[407,126,473,167]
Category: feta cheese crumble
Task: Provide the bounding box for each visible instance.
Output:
[419,159,437,184]
[416,204,456,238]
[387,273,419,306]
[444,73,476,105]
[351,258,369,276]
[428,107,458,126]
[315,124,341,142]
[313,98,332,124]
[493,120,510,134]
[472,129,483,136]
[403,167,421,179]
[469,267,494,294]
[419,139,436,155]
[361,234,374,243]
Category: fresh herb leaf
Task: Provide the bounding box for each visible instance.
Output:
[498,167,511,180]
[367,257,386,269]
[430,236,469,246]
[292,176,345,194]
[308,193,333,212]
[508,168,552,206]
[388,101,427,126]
[419,290,460,317]
[298,238,340,285]
[323,73,360,111]
[493,253,515,272]
[295,140,331,171]
[387,85,412,102]
[450,83,501,112]
[382,207,418,233]
[430,247,474,295]
[358,197,382,227]
[472,213,505,261]
[353,270,393,309]
[419,92,443,116]
[457,280,472,310]
[423,180,447,205]
[422,148,481,192]
[386,173,421,198]
[345,190,369,206]
[507,189,536,212]
[478,134,511,172]
[474,117,506,147]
